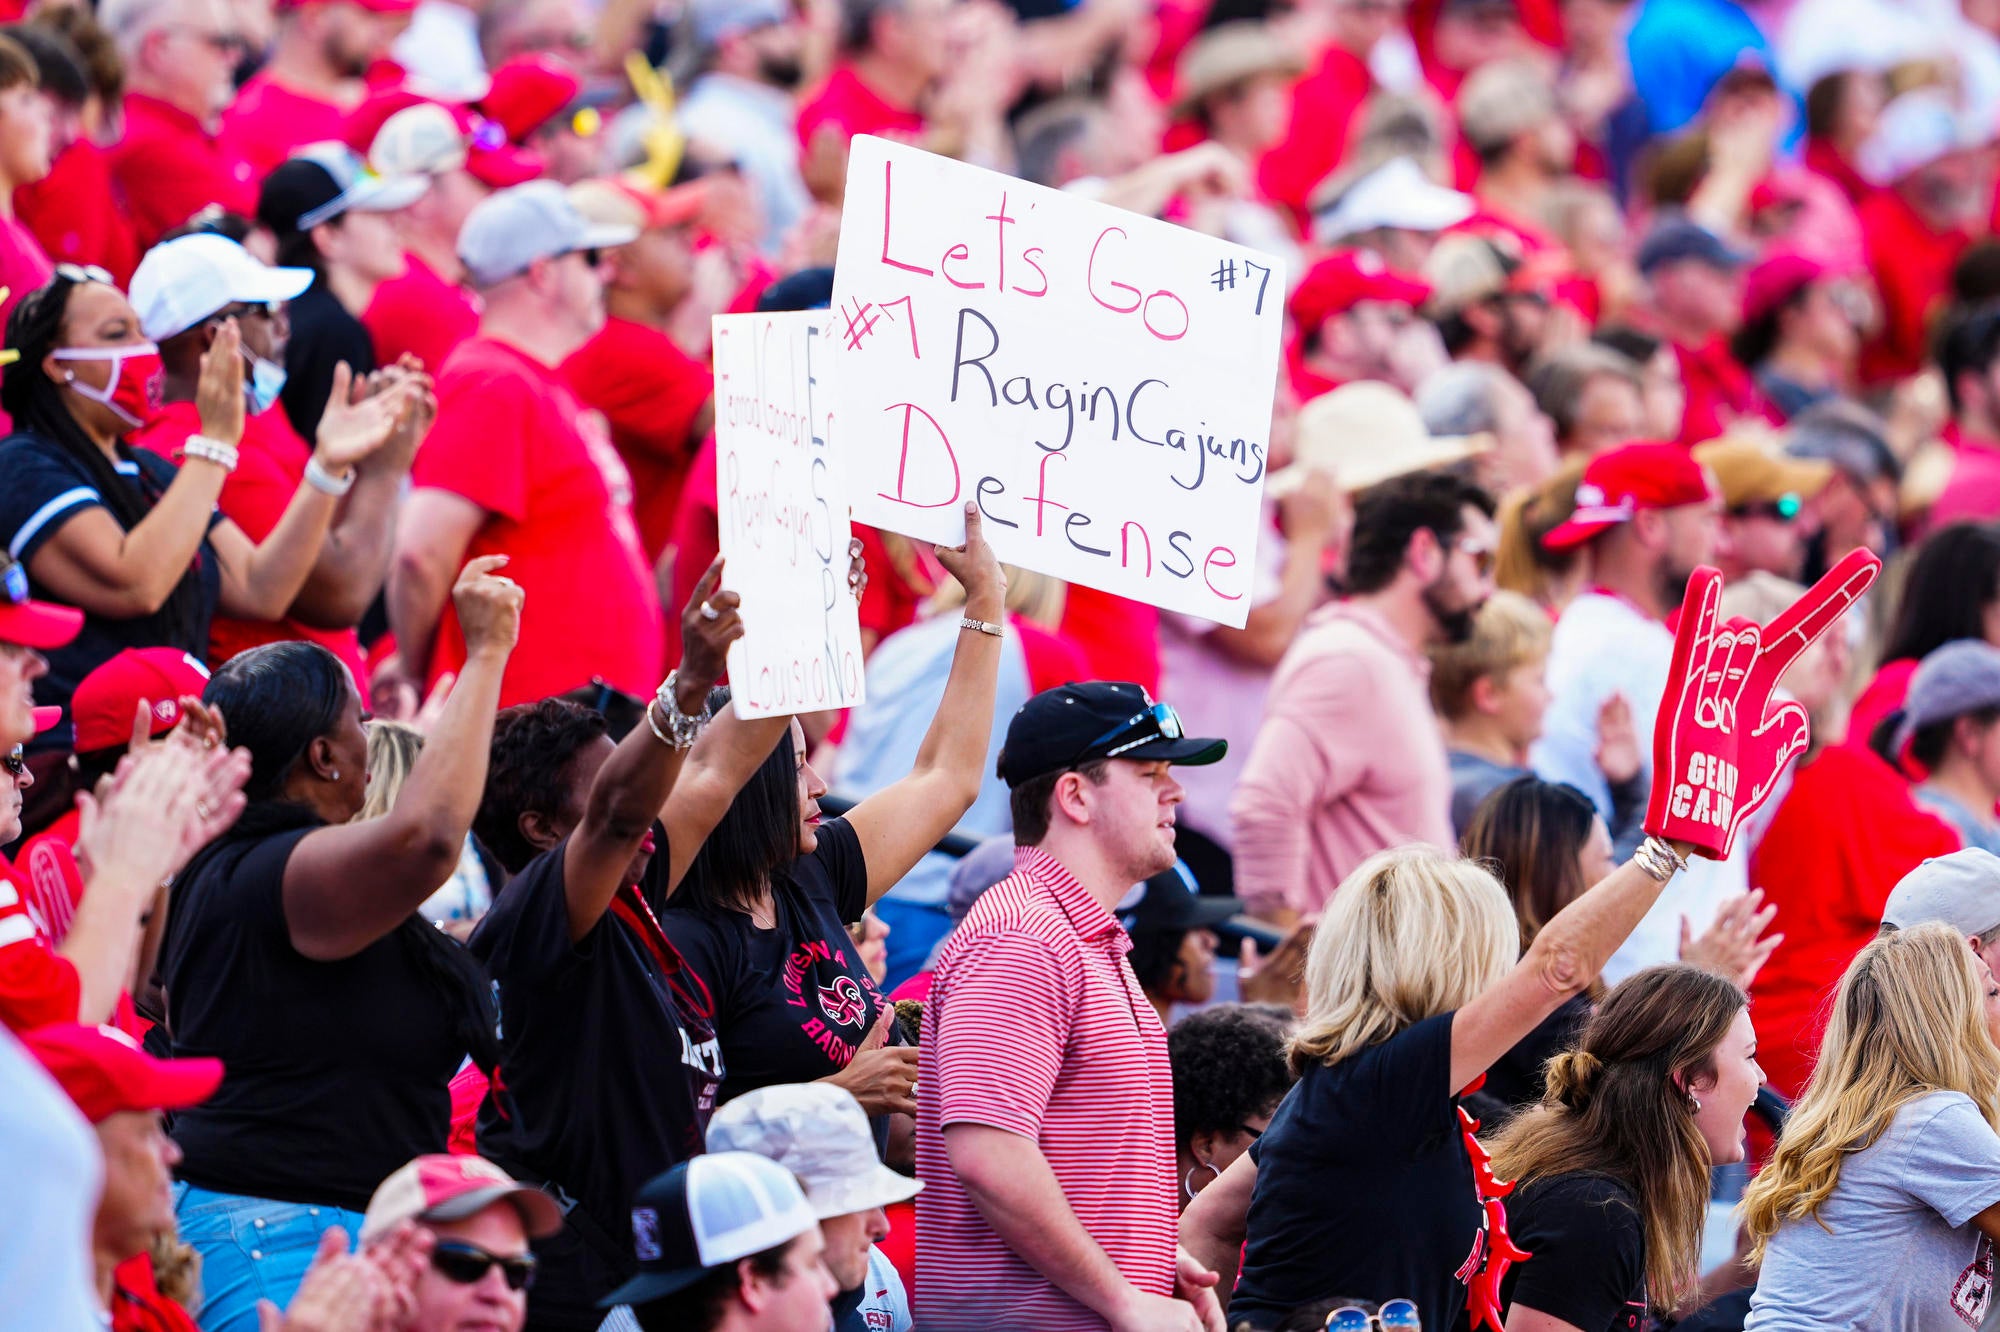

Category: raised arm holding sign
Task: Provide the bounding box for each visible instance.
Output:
[829,135,1285,629]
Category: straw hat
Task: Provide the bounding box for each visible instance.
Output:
[1268,380,1491,497]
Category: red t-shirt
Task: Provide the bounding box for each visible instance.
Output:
[1257,44,1372,224]
[1923,422,2000,532]
[107,94,258,253]
[0,853,80,1032]
[0,213,51,339]
[1804,136,1873,207]
[795,64,925,151]
[218,75,350,185]
[1673,336,1779,447]
[130,401,372,690]
[1858,187,1970,387]
[1058,583,1160,693]
[1747,744,1957,1100]
[560,316,715,565]
[16,140,140,286]
[16,806,82,948]
[413,336,664,705]
[362,253,480,377]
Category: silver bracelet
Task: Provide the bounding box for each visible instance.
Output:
[1633,835,1686,884]
[959,616,1003,638]
[181,434,239,473]
[303,454,357,496]
[1643,834,1690,875]
[647,669,712,750]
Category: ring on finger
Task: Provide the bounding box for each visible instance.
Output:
[700,601,721,621]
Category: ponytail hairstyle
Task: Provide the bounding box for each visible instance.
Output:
[1,273,204,648]
[1484,965,1746,1314]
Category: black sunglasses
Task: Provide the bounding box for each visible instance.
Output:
[431,1240,537,1291]
[4,747,24,779]
[211,301,284,323]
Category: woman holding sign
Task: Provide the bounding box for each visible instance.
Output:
[1179,552,1878,1329]
[663,501,1007,1117]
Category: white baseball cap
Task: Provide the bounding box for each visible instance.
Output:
[128,234,313,342]
[456,179,639,287]
[707,1083,922,1219]
[1858,88,1988,186]
[1313,157,1475,246]
[602,1151,820,1307]
[1882,848,2000,937]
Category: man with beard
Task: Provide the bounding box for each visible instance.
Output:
[679,0,810,256]
[1232,471,1496,926]
[1531,443,1732,977]
[221,0,409,182]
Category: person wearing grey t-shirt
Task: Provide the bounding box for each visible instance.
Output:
[1744,923,2000,1329]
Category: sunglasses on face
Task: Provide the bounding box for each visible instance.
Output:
[1081,701,1185,762]
[430,1240,537,1291]
[1737,492,1802,522]
[4,747,25,780]
[1454,535,1496,577]
[1326,1299,1421,1331]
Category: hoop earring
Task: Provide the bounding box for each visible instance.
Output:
[1184,1162,1220,1201]
[1689,1095,1702,1112]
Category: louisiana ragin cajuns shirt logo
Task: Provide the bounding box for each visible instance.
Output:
[820,974,866,1026]
[1954,1235,1994,1326]
[783,937,882,1064]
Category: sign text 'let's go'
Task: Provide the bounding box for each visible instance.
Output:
[830,136,1284,627]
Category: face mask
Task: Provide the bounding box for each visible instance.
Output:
[243,351,287,416]
[52,343,163,428]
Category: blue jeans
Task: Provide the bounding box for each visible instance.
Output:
[173,1182,367,1332]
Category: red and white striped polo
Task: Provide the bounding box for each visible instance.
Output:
[915,845,1177,1330]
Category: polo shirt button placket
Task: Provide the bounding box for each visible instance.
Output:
[250,1249,263,1260]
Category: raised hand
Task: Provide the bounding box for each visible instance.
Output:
[195,318,246,446]
[1595,694,1641,787]
[933,501,1006,622]
[1680,890,1783,989]
[1647,550,1880,858]
[451,555,525,660]
[314,362,425,472]
[679,555,743,699]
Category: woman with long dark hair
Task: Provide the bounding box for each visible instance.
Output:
[661,503,1006,1116]
[1850,521,2000,749]
[0,268,414,799]
[156,556,520,1331]
[1483,965,1762,1330]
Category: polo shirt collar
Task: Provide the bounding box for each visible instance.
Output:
[1322,599,1431,675]
[1015,846,1125,944]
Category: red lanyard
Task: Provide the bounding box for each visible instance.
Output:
[610,886,716,1022]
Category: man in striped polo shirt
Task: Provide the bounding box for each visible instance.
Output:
[917,682,1230,1332]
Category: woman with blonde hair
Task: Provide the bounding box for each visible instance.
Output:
[1745,922,2000,1327]
[1181,834,1697,1327]
[1482,965,1762,1329]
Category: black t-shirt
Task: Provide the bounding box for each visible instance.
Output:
[1499,1173,1649,1332]
[470,826,723,1328]
[0,432,221,751]
[1479,993,1593,1117]
[160,826,465,1210]
[662,817,883,1101]
[282,277,374,444]
[1230,1012,1481,1329]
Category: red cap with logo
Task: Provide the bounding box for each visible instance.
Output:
[23,1023,223,1124]
[1542,442,1717,552]
[347,88,546,189]
[1288,249,1432,337]
[361,1153,565,1244]
[70,648,212,755]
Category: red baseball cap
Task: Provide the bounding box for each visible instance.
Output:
[1742,249,1830,324]
[70,648,212,755]
[24,1023,223,1124]
[0,552,82,651]
[361,1154,564,1245]
[1543,442,1717,551]
[477,54,583,145]
[349,90,546,189]
[31,705,60,735]
[1288,249,1432,336]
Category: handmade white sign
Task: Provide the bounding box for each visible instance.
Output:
[712,311,866,718]
[829,135,1284,628]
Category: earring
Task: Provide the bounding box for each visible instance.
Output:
[1184,1162,1221,1201]
[1689,1095,1702,1112]
[329,770,340,781]
[62,371,74,383]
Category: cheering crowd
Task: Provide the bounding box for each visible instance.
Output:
[17,0,2000,1325]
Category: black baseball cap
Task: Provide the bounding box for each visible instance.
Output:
[1636,216,1751,277]
[995,682,1227,788]
[1119,861,1245,936]
[600,1152,819,1307]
